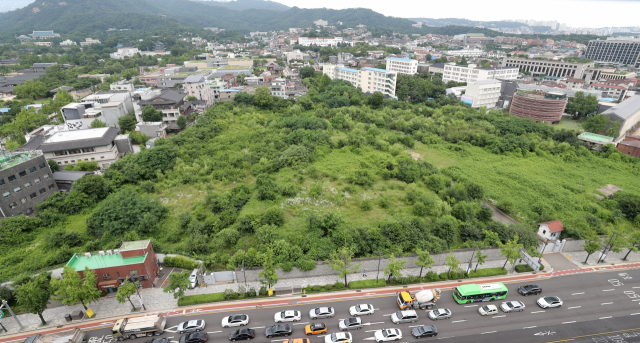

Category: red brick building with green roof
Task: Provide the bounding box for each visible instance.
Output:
[66,239,159,291]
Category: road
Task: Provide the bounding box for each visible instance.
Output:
[3,265,640,343]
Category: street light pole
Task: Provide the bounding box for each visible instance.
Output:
[134,281,146,310]
[242,260,247,288]
[1,300,23,330]
[376,251,382,282]
[598,232,620,263]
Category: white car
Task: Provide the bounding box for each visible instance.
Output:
[349,304,375,316]
[221,314,249,328]
[177,320,205,333]
[537,296,563,309]
[501,301,525,313]
[309,307,335,319]
[478,305,498,316]
[374,328,402,342]
[427,308,452,320]
[324,332,352,343]
[274,310,302,323]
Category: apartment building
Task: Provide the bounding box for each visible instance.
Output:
[585,37,640,68]
[385,57,418,75]
[462,80,502,108]
[588,83,629,101]
[298,37,345,47]
[323,64,397,97]
[443,64,518,83]
[444,49,484,58]
[0,152,58,217]
[501,57,595,79]
[183,75,215,106]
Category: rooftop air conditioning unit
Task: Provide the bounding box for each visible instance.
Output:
[84,253,91,258]
[106,250,113,255]
[114,249,120,255]
[99,251,105,256]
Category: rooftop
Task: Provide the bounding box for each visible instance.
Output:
[603,95,640,121]
[338,67,359,73]
[120,239,151,251]
[578,132,614,143]
[361,67,393,73]
[46,127,111,143]
[67,252,147,270]
[387,57,414,62]
[220,65,251,70]
[0,152,42,171]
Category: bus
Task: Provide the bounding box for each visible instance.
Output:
[452,282,508,304]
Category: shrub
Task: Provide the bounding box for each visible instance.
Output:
[178,293,226,306]
[424,271,439,282]
[360,199,373,211]
[468,267,509,278]
[378,197,391,209]
[348,279,387,289]
[280,261,294,272]
[224,289,240,300]
[514,264,544,273]
[262,207,285,227]
[312,285,321,291]
[334,282,345,289]
[259,286,268,296]
[296,258,317,271]
[164,256,200,270]
[325,284,333,290]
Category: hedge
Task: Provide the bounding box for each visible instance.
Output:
[164,256,200,270]
[468,267,509,278]
[515,264,544,273]
[304,281,346,294]
[178,292,226,306]
[348,279,387,289]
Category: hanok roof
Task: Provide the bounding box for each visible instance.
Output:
[38,127,120,153]
[538,220,565,233]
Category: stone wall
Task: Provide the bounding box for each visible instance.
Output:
[562,238,587,252]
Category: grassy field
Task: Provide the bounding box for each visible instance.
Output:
[553,116,583,131]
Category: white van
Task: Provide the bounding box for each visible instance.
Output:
[188,269,198,289]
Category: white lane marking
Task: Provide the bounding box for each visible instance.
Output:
[492,315,505,319]
[383,314,392,316]
[293,322,309,326]
[568,306,581,309]
[437,337,454,340]
[481,331,497,334]
[562,321,576,324]
[366,330,378,332]
[374,308,381,310]
[633,299,640,302]
[409,325,421,327]
[367,322,385,325]
[523,326,537,329]
[631,313,640,316]
[363,338,376,341]
[601,302,613,305]
[318,335,330,338]
[600,316,613,319]
[250,327,265,329]
[603,289,615,292]
[572,292,584,295]
[633,287,640,289]
[271,340,288,342]
[451,320,467,323]
[531,311,545,313]
[464,305,478,307]
[207,331,222,334]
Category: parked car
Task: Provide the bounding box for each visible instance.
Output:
[390,310,418,324]
[188,269,198,289]
[338,317,362,331]
[284,339,310,343]
[349,304,375,316]
[178,320,206,333]
[478,305,498,316]
[222,314,250,328]
[518,284,542,296]
[228,329,255,341]
[265,325,293,338]
[179,332,208,343]
[411,325,438,339]
[304,323,327,336]
[145,339,168,343]
[324,332,352,343]
[274,310,302,323]
[500,301,525,313]
[374,329,402,342]
[427,309,452,321]
[309,307,335,319]
[537,296,563,309]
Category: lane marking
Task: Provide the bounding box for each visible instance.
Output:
[207,331,222,334]
[451,320,467,323]
[633,299,640,302]
[633,287,640,289]
[531,311,545,313]
[292,322,309,326]
[437,337,454,340]
[366,330,378,333]
[271,340,288,342]
[464,305,478,307]
[562,321,576,324]
[492,315,506,319]
[408,325,421,327]
[368,322,385,325]
[603,289,615,292]
[600,316,613,319]
[250,327,265,329]
[383,314,392,316]
[523,326,537,329]
[631,313,640,316]
[601,302,613,305]
[572,292,584,295]
[481,331,497,334]
[568,306,581,309]
[363,338,376,341]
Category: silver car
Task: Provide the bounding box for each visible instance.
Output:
[500,301,525,313]
[390,310,418,324]
[338,317,363,331]
[309,307,335,319]
[177,320,205,333]
[427,309,452,321]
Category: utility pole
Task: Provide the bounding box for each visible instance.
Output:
[376,251,382,282]
[466,244,477,275]
[242,260,247,288]
[134,281,146,311]
[598,232,620,264]
[1,300,23,330]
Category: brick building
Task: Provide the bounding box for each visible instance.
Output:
[65,240,159,291]
[617,136,640,158]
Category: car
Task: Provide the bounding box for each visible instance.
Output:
[537,296,563,309]
[309,307,335,319]
[324,332,352,343]
[222,314,250,328]
[374,329,402,342]
[179,332,208,343]
[229,329,255,341]
[500,301,525,313]
[145,339,168,343]
[427,309,451,321]
[390,310,418,324]
[265,324,293,338]
[305,323,327,336]
[349,304,375,316]
[275,310,302,323]
[178,320,206,333]
[338,317,363,331]
[284,339,310,343]
[411,325,438,339]
[478,305,499,316]
[518,284,542,296]
[188,269,198,289]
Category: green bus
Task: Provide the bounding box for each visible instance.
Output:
[452,282,508,304]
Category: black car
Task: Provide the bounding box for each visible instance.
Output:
[412,325,438,338]
[265,325,293,338]
[145,339,169,343]
[229,329,256,341]
[180,332,208,343]
[518,284,542,296]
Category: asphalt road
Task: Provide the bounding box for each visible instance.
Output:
[71,268,640,343]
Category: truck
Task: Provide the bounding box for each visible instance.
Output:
[397,289,441,310]
[24,328,86,343]
[112,314,166,341]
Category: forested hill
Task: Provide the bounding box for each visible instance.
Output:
[198,0,290,11]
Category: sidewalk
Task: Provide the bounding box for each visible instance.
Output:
[562,249,640,267]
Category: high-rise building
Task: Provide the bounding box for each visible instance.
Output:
[584,37,640,68]
[385,57,418,75]
[462,80,502,108]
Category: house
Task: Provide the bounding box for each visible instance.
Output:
[537,220,565,241]
[135,122,168,139]
[137,88,190,130]
[183,75,215,106]
[80,38,101,46]
[29,31,60,39]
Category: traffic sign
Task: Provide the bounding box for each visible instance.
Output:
[86,308,95,318]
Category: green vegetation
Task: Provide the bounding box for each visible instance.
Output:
[15,272,51,325]
[348,279,387,289]
[163,270,191,300]
[164,256,201,270]
[514,264,544,273]
[116,280,139,311]
[51,266,102,311]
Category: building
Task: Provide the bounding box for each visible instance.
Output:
[154,42,166,53]
[65,240,159,291]
[59,92,134,129]
[588,83,629,101]
[52,170,93,192]
[60,40,76,46]
[80,38,101,46]
[323,64,397,97]
[183,75,215,106]
[577,132,614,150]
[219,89,239,101]
[135,122,168,139]
[443,64,519,83]
[0,152,58,218]
[444,49,484,58]
[585,37,640,68]
[29,31,60,39]
[462,80,502,108]
[385,57,418,75]
[501,57,595,79]
[313,19,329,27]
[137,89,190,129]
[558,77,585,90]
[509,90,568,123]
[537,220,565,242]
[110,80,135,92]
[617,136,640,158]
[603,96,640,138]
[298,37,345,47]
[110,47,140,59]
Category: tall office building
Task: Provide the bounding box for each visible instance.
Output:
[584,37,640,68]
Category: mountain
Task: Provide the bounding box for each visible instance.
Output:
[409,18,536,29]
[197,0,290,11]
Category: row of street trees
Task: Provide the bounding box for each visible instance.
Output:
[582,231,640,264]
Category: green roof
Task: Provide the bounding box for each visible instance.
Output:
[220,65,251,70]
[120,240,150,251]
[579,132,613,143]
[67,252,147,270]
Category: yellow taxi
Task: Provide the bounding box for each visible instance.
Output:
[284,339,311,343]
[304,323,327,335]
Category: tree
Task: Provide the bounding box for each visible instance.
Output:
[474,248,488,272]
[299,66,315,79]
[483,229,500,247]
[459,57,468,65]
[415,248,435,278]
[48,159,59,172]
[384,254,407,283]
[605,121,621,138]
[72,174,111,204]
[327,246,362,286]
[117,279,138,310]
[51,266,102,310]
[582,114,609,134]
[15,272,51,325]
[90,120,107,128]
[254,86,274,109]
[583,237,602,264]
[118,115,137,132]
[142,105,163,122]
[368,92,384,109]
[445,252,461,278]
[499,235,523,270]
[259,248,279,289]
[13,80,48,100]
[566,92,598,118]
[177,116,187,130]
[163,270,191,300]
[623,231,640,260]
[186,95,197,101]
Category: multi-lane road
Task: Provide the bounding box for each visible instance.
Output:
[3,265,640,343]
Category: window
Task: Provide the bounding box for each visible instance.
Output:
[18,171,26,177]
[34,177,41,184]
[20,198,27,204]
[543,230,546,234]
[8,175,16,182]
[24,182,31,188]
[30,192,37,199]
[103,273,110,279]
[43,174,49,179]
[9,202,17,209]
[129,270,139,276]
[39,188,46,194]
[25,208,33,214]
[2,191,9,198]
[49,184,55,190]
[39,162,46,169]
[116,272,121,278]
[14,186,21,193]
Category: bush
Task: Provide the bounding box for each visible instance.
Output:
[348,279,387,289]
[468,267,509,278]
[360,199,372,211]
[224,289,240,300]
[514,264,544,273]
[389,276,422,285]
[312,285,321,291]
[325,284,333,290]
[296,258,317,271]
[259,286,268,296]
[164,256,200,270]
[334,282,345,289]
[177,292,226,306]
[280,261,294,272]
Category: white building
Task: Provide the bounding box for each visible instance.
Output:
[444,49,484,58]
[313,19,329,27]
[80,38,101,46]
[60,39,76,46]
[110,47,140,59]
[183,74,215,106]
[462,80,502,108]
[443,64,519,83]
[110,80,135,92]
[385,57,418,75]
[323,64,397,97]
[298,37,345,47]
[537,220,565,241]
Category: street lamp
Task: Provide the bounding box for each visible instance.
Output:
[598,231,621,264]
[134,280,146,310]
[376,251,382,282]
[241,260,247,288]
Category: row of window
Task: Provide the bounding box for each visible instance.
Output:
[53,147,96,156]
[7,184,54,207]
[0,163,47,185]
[102,269,139,279]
